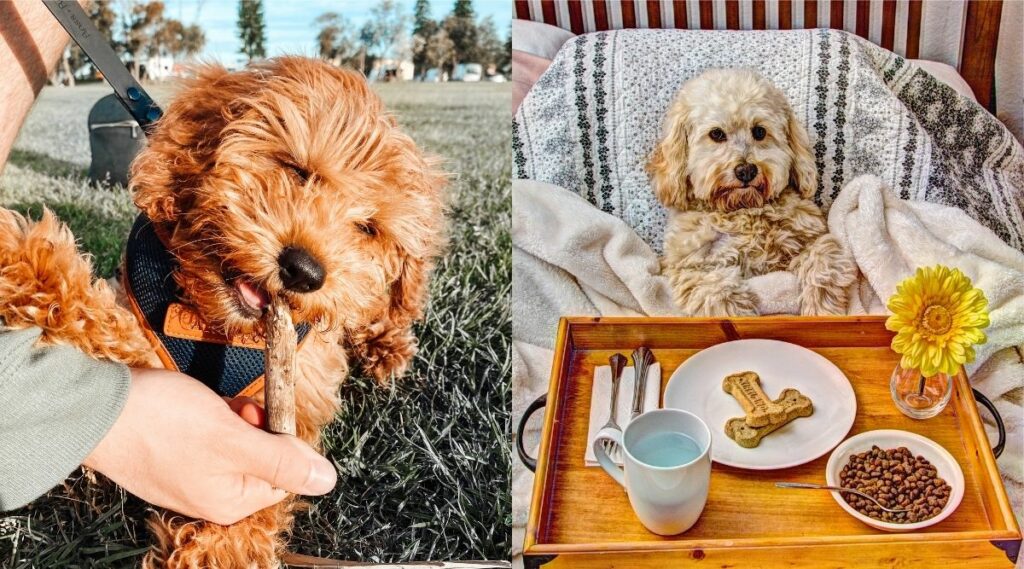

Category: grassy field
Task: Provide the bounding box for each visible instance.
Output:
[0,82,511,567]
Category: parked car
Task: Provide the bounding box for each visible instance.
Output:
[423,68,448,82]
[486,74,508,83]
[452,63,483,82]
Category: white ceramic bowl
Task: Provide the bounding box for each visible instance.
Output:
[825,430,965,532]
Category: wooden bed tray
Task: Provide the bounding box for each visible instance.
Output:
[521,316,1021,568]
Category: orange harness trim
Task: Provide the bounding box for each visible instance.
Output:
[122,214,308,399]
[123,275,284,398]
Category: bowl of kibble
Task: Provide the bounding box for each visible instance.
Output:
[825,430,964,532]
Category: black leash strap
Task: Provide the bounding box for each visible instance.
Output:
[43,0,163,134]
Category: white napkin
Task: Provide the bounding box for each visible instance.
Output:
[584,363,662,466]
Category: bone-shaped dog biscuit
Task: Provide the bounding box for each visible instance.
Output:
[722,371,788,427]
[724,388,814,448]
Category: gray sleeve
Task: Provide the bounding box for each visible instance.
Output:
[0,327,130,510]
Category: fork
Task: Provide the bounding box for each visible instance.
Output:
[599,353,628,462]
[775,482,911,513]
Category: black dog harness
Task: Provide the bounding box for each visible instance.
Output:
[122,215,310,398]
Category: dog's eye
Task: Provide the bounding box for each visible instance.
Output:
[709,128,727,143]
[286,163,310,183]
[752,126,767,141]
[355,221,378,237]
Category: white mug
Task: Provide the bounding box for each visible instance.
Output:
[594,409,712,535]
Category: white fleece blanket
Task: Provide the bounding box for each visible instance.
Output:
[511,176,1024,565]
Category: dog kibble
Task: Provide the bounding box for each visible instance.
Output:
[838,446,950,524]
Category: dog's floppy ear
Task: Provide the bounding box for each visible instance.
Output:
[387,254,433,331]
[131,64,239,222]
[786,106,818,199]
[385,151,447,334]
[349,151,447,382]
[647,98,692,210]
[346,253,435,383]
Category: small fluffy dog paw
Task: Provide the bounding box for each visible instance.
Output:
[799,287,847,316]
[669,267,759,317]
[347,323,418,382]
[793,235,858,315]
[705,291,759,317]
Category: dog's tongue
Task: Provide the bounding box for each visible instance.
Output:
[236,280,270,311]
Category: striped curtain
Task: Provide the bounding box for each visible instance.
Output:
[514,1,923,58]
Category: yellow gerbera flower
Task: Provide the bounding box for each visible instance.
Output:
[885,265,989,377]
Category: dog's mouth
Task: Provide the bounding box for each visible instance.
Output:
[714,183,767,196]
[712,183,769,211]
[223,269,271,317]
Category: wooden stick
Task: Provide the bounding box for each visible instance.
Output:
[264,296,297,436]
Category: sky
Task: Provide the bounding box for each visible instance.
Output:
[158,0,512,66]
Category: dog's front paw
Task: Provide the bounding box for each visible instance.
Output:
[793,234,857,316]
[799,286,848,316]
[681,286,759,317]
[145,500,293,569]
[704,290,758,317]
[348,322,418,382]
[669,267,759,317]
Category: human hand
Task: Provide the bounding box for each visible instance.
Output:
[226,395,267,428]
[84,368,336,525]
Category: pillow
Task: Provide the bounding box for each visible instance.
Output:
[910,59,977,101]
[511,19,576,59]
[511,20,576,113]
[513,29,1024,252]
[511,19,978,111]
[513,51,556,114]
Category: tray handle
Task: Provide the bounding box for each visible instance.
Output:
[972,388,1005,458]
[516,391,1004,468]
[516,394,547,472]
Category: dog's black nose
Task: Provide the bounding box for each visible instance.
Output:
[278,246,325,293]
[734,163,759,184]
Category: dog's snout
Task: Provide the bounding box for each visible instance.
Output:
[734,163,758,184]
[278,246,325,293]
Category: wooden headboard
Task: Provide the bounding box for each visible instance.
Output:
[513,0,1003,111]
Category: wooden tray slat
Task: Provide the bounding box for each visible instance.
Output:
[524,317,1021,568]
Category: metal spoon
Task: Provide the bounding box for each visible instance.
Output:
[600,353,628,462]
[775,482,910,513]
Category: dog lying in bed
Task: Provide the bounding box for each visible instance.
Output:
[648,68,856,316]
[0,57,445,568]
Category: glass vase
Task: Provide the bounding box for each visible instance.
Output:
[889,364,953,419]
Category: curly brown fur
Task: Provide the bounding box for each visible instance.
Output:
[0,57,445,568]
[0,209,157,368]
[649,69,856,315]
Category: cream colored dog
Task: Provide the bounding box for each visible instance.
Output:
[648,68,856,316]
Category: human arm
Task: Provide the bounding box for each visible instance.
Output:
[0,0,85,170]
[0,326,130,509]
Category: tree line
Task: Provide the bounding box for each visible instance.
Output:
[62,0,207,84]
[307,0,511,79]
[60,0,509,84]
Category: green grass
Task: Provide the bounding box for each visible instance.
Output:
[0,82,511,567]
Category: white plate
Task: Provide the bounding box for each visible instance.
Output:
[663,339,856,470]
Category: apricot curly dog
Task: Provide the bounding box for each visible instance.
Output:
[649,68,855,316]
[0,57,445,568]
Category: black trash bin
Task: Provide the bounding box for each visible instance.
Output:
[88,93,146,187]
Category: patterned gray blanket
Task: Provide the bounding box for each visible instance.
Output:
[513,29,1024,252]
